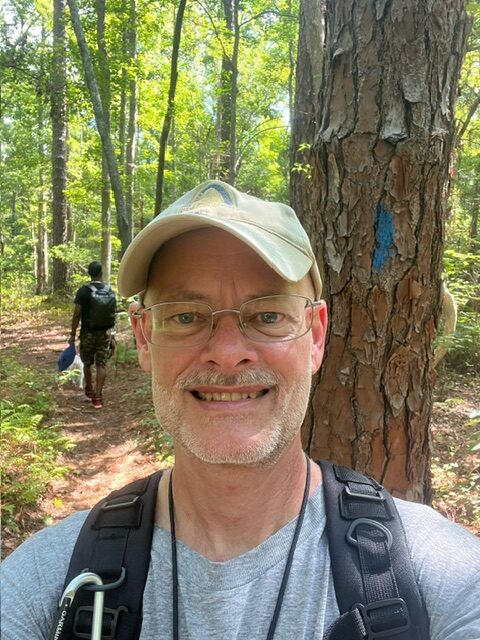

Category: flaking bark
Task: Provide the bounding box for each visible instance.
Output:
[300,0,469,501]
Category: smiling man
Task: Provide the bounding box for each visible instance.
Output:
[1,180,479,640]
[133,228,325,470]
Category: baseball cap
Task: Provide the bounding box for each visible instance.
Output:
[117,180,322,298]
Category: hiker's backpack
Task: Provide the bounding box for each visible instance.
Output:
[51,462,430,640]
[87,284,116,330]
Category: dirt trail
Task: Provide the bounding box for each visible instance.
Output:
[2,315,162,555]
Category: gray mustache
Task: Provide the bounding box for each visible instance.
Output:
[177,370,279,389]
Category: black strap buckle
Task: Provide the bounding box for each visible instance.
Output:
[355,599,411,638]
[101,495,140,511]
[340,483,392,520]
[94,494,143,529]
[344,484,385,502]
[73,605,128,640]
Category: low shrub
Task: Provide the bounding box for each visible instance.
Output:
[0,356,74,530]
[0,400,74,530]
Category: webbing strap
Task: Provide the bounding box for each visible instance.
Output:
[53,462,430,640]
[58,470,163,640]
[320,460,429,640]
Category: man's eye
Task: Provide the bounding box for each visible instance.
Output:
[258,312,282,324]
[174,312,197,325]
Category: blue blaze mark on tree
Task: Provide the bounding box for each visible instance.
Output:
[373,204,394,271]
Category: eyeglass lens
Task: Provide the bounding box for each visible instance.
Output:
[140,295,313,347]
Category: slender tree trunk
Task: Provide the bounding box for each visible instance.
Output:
[68,0,131,253]
[51,0,69,292]
[32,222,38,283]
[228,0,239,185]
[213,0,239,184]
[301,0,469,501]
[36,175,49,294]
[290,0,324,225]
[471,208,478,241]
[469,163,479,251]
[96,0,112,281]
[125,0,137,230]
[36,27,49,295]
[118,0,127,171]
[287,0,295,157]
[101,157,112,282]
[154,0,187,215]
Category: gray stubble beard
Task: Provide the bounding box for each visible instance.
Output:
[151,367,312,467]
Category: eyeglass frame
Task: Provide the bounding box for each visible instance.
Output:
[131,294,323,348]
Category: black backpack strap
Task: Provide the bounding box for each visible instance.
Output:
[55,470,163,640]
[319,460,429,640]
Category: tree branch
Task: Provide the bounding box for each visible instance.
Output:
[456,91,480,142]
[235,122,287,172]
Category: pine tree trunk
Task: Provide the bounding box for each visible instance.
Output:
[214,0,239,184]
[101,157,112,283]
[125,0,137,233]
[36,29,49,295]
[51,0,69,292]
[300,0,469,501]
[154,0,186,215]
[96,0,112,282]
[36,176,49,295]
[290,0,324,226]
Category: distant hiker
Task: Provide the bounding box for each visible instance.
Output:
[69,261,116,409]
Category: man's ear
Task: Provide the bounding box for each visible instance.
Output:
[310,300,328,374]
[129,302,152,373]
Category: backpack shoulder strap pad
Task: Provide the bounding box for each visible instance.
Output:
[319,460,430,640]
[57,470,163,640]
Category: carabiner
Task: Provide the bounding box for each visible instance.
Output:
[49,572,105,640]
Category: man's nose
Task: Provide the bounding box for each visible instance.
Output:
[198,312,259,370]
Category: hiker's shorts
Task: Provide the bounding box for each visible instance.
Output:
[79,331,111,367]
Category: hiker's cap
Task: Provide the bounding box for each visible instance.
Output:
[117,180,322,298]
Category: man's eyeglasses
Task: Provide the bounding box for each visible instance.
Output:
[132,294,321,348]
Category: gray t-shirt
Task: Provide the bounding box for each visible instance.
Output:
[1,486,479,639]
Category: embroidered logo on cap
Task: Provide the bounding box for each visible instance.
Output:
[187,183,234,211]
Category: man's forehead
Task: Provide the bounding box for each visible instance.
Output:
[144,228,316,300]
[148,228,260,270]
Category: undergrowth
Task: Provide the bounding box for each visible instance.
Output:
[0,356,74,531]
[431,373,480,534]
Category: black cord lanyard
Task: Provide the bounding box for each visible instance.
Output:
[168,456,311,640]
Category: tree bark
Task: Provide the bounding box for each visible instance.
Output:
[118,0,128,171]
[125,0,137,233]
[101,156,112,282]
[36,27,49,295]
[51,0,69,292]
[213,0,239,184]
[301,0,469,501]
[290,0,324,226]
[36,174,49,295]
[68,0,131,253]
[96,0,112,282]
[154,0,187,215]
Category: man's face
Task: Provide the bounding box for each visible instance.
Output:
[134,228,327,467]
